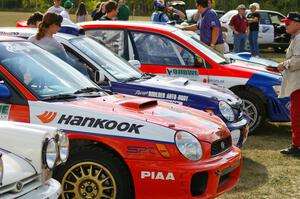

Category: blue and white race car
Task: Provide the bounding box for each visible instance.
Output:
[0,27,249,146]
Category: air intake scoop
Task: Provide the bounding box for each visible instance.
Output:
[119,98,158,110]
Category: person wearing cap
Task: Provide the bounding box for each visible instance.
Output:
[151,0,185,23]
[60,0,73,20]
[183,0,224,54]
[100,0,118,20]
[47,0,64,15]
[247,4,260,56]
[229,4,248,53]
[278,12,300,156]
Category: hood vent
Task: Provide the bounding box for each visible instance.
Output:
[120,99,158,110]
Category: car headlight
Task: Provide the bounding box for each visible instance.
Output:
[57,131,69,163]
[175,131,202,161]
[272,85,281,96]
[43,138,58,169]
[0,154,3,186]
[219,101,235,122]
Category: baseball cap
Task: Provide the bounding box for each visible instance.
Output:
[281,12,300,23]
[64,0,73,9]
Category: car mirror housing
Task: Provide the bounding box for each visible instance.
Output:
[0,83,11,99]
[128,60,141,69]
[94,70,106,84]
[194,56,205,68]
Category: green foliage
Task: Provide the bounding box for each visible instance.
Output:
[0,0,299,16]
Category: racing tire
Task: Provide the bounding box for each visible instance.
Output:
[235,90,265,133]
[53,146,134,199]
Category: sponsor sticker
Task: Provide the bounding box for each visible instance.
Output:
[166,68,198,77]
[0,104,10,120]
[141,171,175,181]
[135,90,188,102]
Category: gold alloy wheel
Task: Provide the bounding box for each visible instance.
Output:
[61,162,117,199]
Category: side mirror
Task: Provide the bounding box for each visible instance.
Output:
[94,70,106,84]
[0,84,10,99]
[128,60,141,69]
[194,56,205,68]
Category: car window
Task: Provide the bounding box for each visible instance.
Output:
[258,12,271,25]
[269,13,285,25]
[85,29,125,57]
[130,31,195,67]
[0,41,98,99]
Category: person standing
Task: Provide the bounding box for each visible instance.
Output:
[278,12,300,156]
[28,13,67,61]
[76,2,88,22]
[118,0,130,21]
[151,0,185,23]
[27,12,43,28]
[100,0,118,20]
[60,0,73,20]
[247,3,260,56]
[47,0,64,14]
[93,2,107,20]
[184,0,224,54]
[229,4,248,53]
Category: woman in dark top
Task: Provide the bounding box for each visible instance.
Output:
[247,3,260,56]
[92,2,107,20]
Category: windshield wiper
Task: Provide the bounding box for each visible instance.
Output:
[123,77,140,82]
[42,94,78,101]
[74,87,102,94]
[140,73,155,79]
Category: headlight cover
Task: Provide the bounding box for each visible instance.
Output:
[57,131,69,163]
[43,138,58,169]
[0,153,3,186]
[175,131,202,161]
[219,101,235,122]
[272,85,281,96]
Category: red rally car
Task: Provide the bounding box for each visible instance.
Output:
[0,37,242,198]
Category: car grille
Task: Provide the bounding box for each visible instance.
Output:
[211,136,232,157]
[0,175,41,198]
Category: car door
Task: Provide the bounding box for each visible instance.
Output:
[0,70,30,123]
[127,30,209,82]
[257,11,274,44]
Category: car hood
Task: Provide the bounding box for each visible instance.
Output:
[0,149,36,187]
[135,76,241,107]
[226,60,282,81]
[225,53,278,67]
[29,94,230,144]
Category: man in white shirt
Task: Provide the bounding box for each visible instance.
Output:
[47,0,64,15]
[60,0,73,20]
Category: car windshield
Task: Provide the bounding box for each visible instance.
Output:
[0,41,101,99]
[69,37,142,82]
[173,29,227,64]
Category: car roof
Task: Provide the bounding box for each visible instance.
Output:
[0,27,78,40]
[79,21,179,33]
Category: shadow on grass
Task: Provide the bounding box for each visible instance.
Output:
[244,122,292,151]
[230,157,268,192]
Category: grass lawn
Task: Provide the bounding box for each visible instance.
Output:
[0,11,298,199]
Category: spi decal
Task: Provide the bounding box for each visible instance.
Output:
[29,101,176,143]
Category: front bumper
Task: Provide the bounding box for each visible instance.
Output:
[268,96,290,122]
[18,178,61,199]
[226,117,249,148]
[127,147,242,199]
